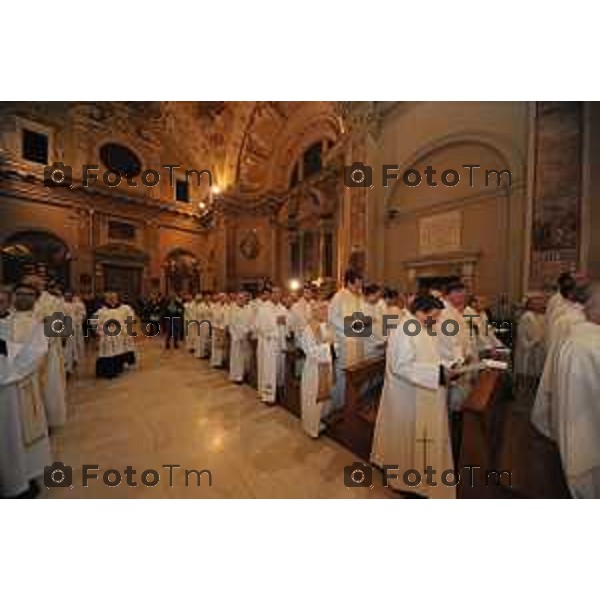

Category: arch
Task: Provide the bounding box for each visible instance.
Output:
[384,132,525,211]
[270,108,342,193]
[163,248,202,295]
[232,102,342,196]
[1,229,71,287]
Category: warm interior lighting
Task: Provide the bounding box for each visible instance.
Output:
[212,185,221,196]
[199,201,206,210]
[288,279,301,292]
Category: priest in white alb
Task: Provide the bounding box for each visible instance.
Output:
[370,294,456,499]
[0,283,51,498]
[514,292,546,388]
[532,281,588,440]
[228,292,252,383]
[298,301,334,438]
[24,276,67,428]
[328,269,364,410]
[255,287,288,404]
[554,282,600,498]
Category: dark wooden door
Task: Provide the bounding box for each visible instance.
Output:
[103,265,142,299]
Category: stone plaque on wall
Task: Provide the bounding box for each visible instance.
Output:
[419,211,461,256]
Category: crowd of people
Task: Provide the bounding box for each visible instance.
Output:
[1,267,599,499]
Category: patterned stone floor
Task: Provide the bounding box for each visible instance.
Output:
[43,338,397,499]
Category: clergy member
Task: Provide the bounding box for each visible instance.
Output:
[298,301,334,438]
[532,281,588,440]
[289,286,315,336]
[255,287,288,404]
[514,292,546,390]
[0,283,51,498]
[210,293,227,368]
[360,283,386,359]
[193,293,211,359]
[183,293,195,352]
[370,294,456,499]
[95,292,126,379]
[554,282,600,498]
[328,269,364,410]
[25,276,67,428]
[228,292,252,383]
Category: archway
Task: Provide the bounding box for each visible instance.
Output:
[1,230,71,288]
[163,249,201,295]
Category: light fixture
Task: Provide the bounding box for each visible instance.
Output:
[199,201,206,210]
[212,185,221,196]
[288,279,301,292]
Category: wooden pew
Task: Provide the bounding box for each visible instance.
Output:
[458,369,512,497]
[320,354,511,496]
[324,355,386,461]
[279,344,304,417]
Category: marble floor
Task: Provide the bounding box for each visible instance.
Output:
[43,338,397,499]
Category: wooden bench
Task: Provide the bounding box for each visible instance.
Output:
[458,369,512,497]
[323,356,386,461]
[279,345,304,417]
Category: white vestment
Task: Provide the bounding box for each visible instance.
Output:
[121,304,136,361]
[371,319,455,498]
[15,307,67,428]
[73,297,86,359]
[228,305,252,383]
[555,321,600,498]
[33,293,68,427]
[546,292,567,322]
[514,310,546,377]
[96,306,127,359]
[210,303,227,367]
[544,293,569,352]
[438,301,477,412]
[63,299,85,373]
[298,323,333,438]
[184,301,195,351]
[328,288,364,409]
[532,302,586,440]
[255,300,289,403]
[463,306,503,353]
[193,301,211,358]
[0,319,51,497]
[289,298,314,337]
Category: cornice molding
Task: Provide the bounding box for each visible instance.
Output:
[0,164,213,229]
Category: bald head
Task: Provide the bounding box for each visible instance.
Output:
[584,282,600,325]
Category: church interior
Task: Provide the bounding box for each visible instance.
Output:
[1,100,599,499]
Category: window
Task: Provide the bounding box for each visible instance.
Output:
[108,221,136,241]
[175,179,189,202]
[289,139,329,189]
[22,129,49,164]
[99,143,142,177]
[302,141,323,178]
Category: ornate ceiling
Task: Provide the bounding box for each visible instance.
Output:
[1,100,401,205]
